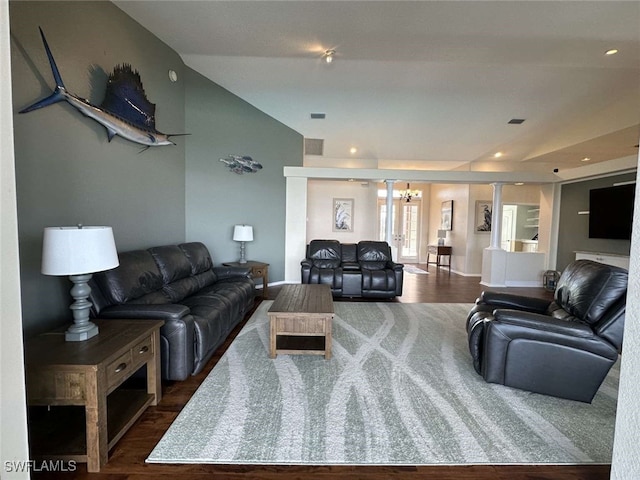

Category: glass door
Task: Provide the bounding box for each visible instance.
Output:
[378,198,421,263]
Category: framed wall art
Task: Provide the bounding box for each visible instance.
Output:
[441,200,453,231]
[475,200,492,233]
[333,198,354,232]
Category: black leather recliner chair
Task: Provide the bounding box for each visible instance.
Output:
[301,240,403,299]
[466,259,627,402]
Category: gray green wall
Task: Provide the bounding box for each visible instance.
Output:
[11,1,302,336]
[557,172,636,270]
[184,69,303,282]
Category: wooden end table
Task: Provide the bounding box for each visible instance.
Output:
[427,244,452,272]
[24,319,163,472]
[223,260,269,299]
[268,284,334,359]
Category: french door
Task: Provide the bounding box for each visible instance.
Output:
[377,198,421,263]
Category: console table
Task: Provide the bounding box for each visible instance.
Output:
[427,245,452,272]
[223,260,269,299]
[24,319,163,472]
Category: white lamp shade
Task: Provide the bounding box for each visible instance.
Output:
[233,225,254,242]
[41,226,119,276]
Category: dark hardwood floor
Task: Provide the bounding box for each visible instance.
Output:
[32,264,610,480]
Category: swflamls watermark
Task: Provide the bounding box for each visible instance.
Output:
[4,460,77,473]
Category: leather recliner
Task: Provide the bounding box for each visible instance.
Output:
[301,240,403,299]
[466,259,627,402]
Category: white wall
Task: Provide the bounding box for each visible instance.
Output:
[611,157,640,479]
[0,1,30,477]
[429,184,469,273]
[306,180,378,242]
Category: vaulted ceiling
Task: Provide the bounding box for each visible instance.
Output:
[115,1,640,174]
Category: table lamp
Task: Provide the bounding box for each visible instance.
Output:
[41,225,119,341]
[233,225,253,264]
[437,229,447,246]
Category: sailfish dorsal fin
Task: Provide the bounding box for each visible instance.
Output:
[100,64,157,131]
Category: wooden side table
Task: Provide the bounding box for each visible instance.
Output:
[24,319,163,472]
[223,260,269,299]
[427,244,452,272]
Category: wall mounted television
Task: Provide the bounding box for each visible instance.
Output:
[589,183,636,240]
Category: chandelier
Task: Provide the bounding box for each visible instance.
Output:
[400,183,421,202]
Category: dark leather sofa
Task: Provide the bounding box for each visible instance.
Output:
[466,259,627,402]
[88,242,255,381]
[301,240,403,299]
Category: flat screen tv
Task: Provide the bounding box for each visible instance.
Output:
[589,184,636,240]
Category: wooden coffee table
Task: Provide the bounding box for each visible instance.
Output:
[268,284,334,359]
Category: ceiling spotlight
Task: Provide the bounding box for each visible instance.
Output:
[494,152,503,158]
[605,49,619,56]
[581,157,591,162]
[324,49,335,64]
[515,182,524,186]
[349,147,358,154]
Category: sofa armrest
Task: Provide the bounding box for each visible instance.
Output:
[97,304,196,381]
[493,309,592,338]
[97,303,191,320]
[214,266,252,280]
[479,291,550,313]
[491,309,618,360]
[389,261,404,272]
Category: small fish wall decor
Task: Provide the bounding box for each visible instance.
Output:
[20,28,188,148]
[219,155,263,174]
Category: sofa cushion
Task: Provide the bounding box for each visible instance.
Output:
[93,250,165,305]
[150,245,192,283]
[180,242,215,275]
[149,245,202,303]
[554,260,628,325]
[309,240,342,268]
[358,241,391,270]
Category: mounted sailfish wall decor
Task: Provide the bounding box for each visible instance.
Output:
[20,28,187,149]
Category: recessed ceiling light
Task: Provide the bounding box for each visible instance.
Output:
[515,182,524,186]
[494,152,503,158]
[349,147,358,154]
[605,49,618,56]
[581,157,591,162]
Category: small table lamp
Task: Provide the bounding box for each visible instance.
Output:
[233,225,253,264]
[41,225,119,341]
[437,229,447,246]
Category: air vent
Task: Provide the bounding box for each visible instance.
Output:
[310,113,326,119]
[304,138,324,156]
[508,118,526,124]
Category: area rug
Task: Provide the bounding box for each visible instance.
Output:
[403,265,428,274]
[147,302,619,465]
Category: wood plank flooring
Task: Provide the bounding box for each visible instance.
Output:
[31,264,610,479]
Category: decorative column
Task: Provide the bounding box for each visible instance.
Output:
[481,182,507,287]
[385,180,395,245]
[490,182,504,249]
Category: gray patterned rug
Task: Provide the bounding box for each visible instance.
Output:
[147,301,618,465]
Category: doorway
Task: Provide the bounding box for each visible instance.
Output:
[377,198,421,263]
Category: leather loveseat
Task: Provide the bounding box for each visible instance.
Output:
[466,259,627,402]
[88,242,255,381]
[301,240,403,299]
